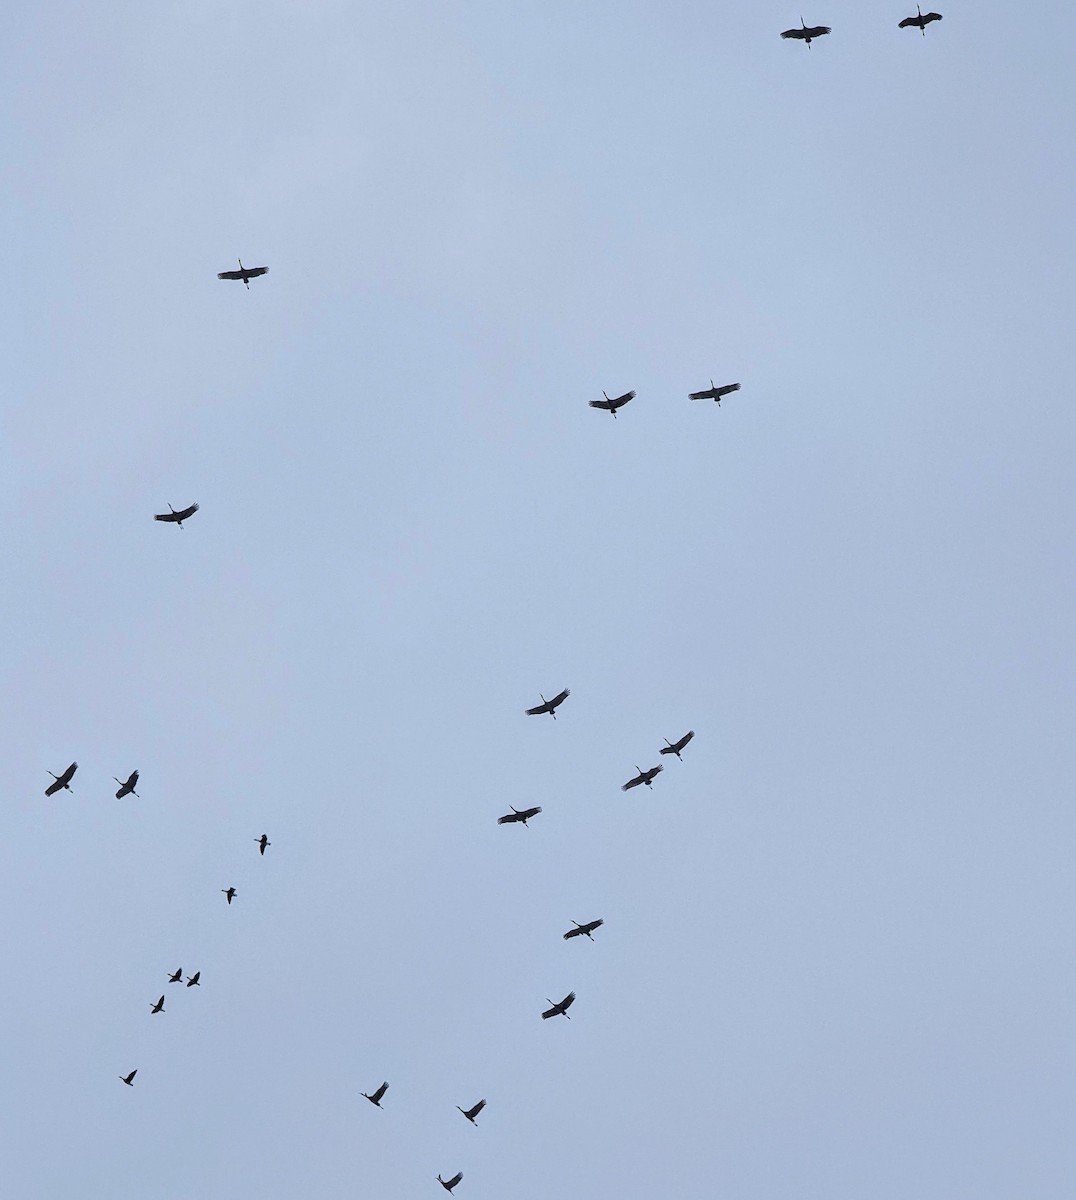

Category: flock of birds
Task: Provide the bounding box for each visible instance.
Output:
[781,7,943,45]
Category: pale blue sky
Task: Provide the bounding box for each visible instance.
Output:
[5,2,1076,1197]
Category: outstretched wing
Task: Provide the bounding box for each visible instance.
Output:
[898,15,918,25]
[217,269,244,280]
[804,25,831,36]
[563,926,583,939]
[922,12,943,22]
[560,991,576,1010]
[45,778,63,796]
[497,811,519,824]
[780,27,806,38]
[245,266,269,278]
[688,387,716,400]
[175,503,199,521]
[525,699,549,715]
[520,806,542,821]
[588,399,612,410]
[621,774,643,791]
[464,1099,486,1119]
[541,1003,559,1019]
[583,919,604,935]
[548,688,570,709]
[372,1081,388,1102]
[714,383,741,398]
[609,390,636,407]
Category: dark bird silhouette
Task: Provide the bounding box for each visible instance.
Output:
[222,887,237,905]
[150,995,165,1014]
[217,259,269,288]
[167,968,183,983]
[589,389,635,418]
[438,1173,463,1193]
[119,1069,137,1086]
[542,991,576,1019]
[525,688,570,718]
[689,380,741,405]
[497,805,542,827]
[781,18,831,45]
[154,502,199,527]
[113,770,139,799]
[186,971,201,987]
[622,764,662,791]
[255,834,270,856]
[563,918,604,941]
[899,6,942,33]
[362,1081,389,1107]
[660,730,695,760]
[45,761,77,796]
[458,1099,486,1124]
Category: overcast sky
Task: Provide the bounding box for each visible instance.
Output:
[5,2,1076,1197]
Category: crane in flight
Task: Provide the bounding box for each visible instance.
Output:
[119,1069,138,1086]
[362,1081,389,1107]
[622,764,662,791]
[563,918,604,941]
[899,6,942,33]
[186,971,201,987]
[217,259,269,288]
[222,887,237,905]
[437,1173,463,1193]
[781,18,831,46]
[114,770,140,798]
[150,995,165,1014]
[255,834,271,856]
[589,389,635,418]
[457,1099,486,1124]
[660,731,695,760]
[497,805,542,827]
[167,967,183,983]
[542,991,576,1019]
[525,688,570,718]
[154,502,199,528]
[689,381,741,405]
[45,762,77,796]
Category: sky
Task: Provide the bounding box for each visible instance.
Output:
[4,2,1076,1197]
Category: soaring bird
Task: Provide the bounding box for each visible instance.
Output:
[660,731,695,760]
[217,259,269,288]
[362,1081,389,1107]
[563,918,604,941]
[45,762,77,796]
[781,18,831,45]
[622,764,662,791]
[119,1069,138,1086]
[497,805,542,827]
[222,887,237,905]
[525,688,570,718]
[438,1173,463,1193]
[589,389,635,418]
[186,971,201,987]
[255,834,270,856]
[150,995,165,1014]
[542,991,576,1019]
[689,380,741,405]
[167,968,183,983]
[114,770,140,799]
[899,6,942,33]
[154,502,199,527]
[458,1099,486,1124]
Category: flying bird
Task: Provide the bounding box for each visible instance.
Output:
[781,18,831,45]
[622,764,663,791]
[899,6,942,32]
[457,1099,486,1124]
[362,1081,389,1107]
[119,1069,137,1086]
[167,968,183,983]
[255,834,270,856]
[217,259,269,288]
[542,991,576,1019]
[222,887,237,905]
[150,995,165,1014]
[45,762,77,796]
[525,688,570,718]
[154,502,199,527]
[437,1173,463,1193]
[660,730,695,760]
[497,805,542,827]
[563,918,604,941]
[589,389,635,418]
[689,380,741,405]
[113,770,140,799]
[186,971,201,987]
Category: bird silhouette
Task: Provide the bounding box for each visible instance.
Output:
[781,17,832,46]
[660,731,694,760]
[150,995,165,1014]
[113,770,139,798]
[689,381,741,405]
[899,6,942,33]
[457,1099,486,1124]
[563,919,604,941]
[119,1069,137,1086]
[622,764,662,791]
[167,968,183,983]
[222,887,237,905]
[497,805,542,827]
[438,1172,463,1193]
[154,502,199,527]
[589,389,635,418]
[255,834,270,856]
[542,991,576,1019]
[186,971,201,987]
[217,259,269,289]
[362,1081,389,1107]
[525,688,570,718]
[45,762,77,796]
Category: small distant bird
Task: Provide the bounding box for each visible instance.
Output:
[899,6,942,33]
[437,1172,463,1193]
[113,770,140,799]
[622,764,663,791]
[45,762,77,796]
[542,991,576,1020]
[781,18,832,46]
[589,389,635,418]
[563,918,604,941]
[497,805,542,827]
[167,968,183,983]
[119,1069,137,1086]
[217,259,269,289]
[255,834,270,856]
[689,380,741,405]
[457,1099,486,1124]
[150,995,165,1014]
[154,502,199,528]
[660,730,695,760]
[525,688,570,718]
[186,971,201,987]
[362,1081,389,1107]
[222,887,237,905]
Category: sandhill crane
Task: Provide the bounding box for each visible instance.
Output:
[497,805,542,826]
[689,381,741,405]
[45,762,77,796]
[458,1099,486,1124]
[154,502,199,527]
[563,918,604,941]
[622,764,662,791]
[362,1081,389,1107]
[186,971,201,987]
[437,1172,463,1193]
[255,834,270,856]
[589,389,635,418]
[150,995,165,1014]
[781,18,831,45]
[899,6,942,33]
[660,731,695,760]
[525,688,570,718]
[542,991,576,1019]
[217,259,269,288]
[119,1069,137,1086]
[222,887,237,905]
[114,770,139,799]
[167,968,183,983]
